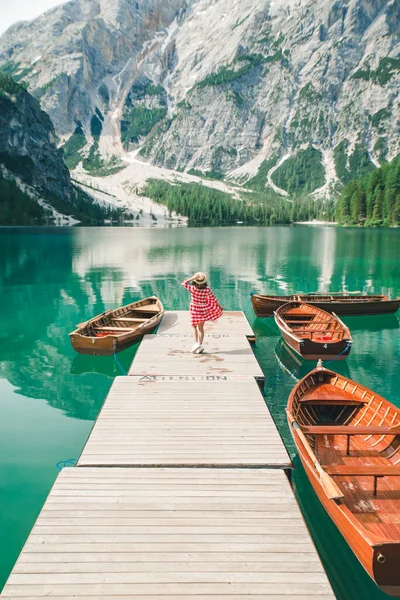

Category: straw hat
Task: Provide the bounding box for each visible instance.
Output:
[192,272,207,285]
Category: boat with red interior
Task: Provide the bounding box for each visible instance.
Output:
[274,301,352,361]
[287,364,400,597]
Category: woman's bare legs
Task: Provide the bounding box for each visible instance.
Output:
[197,322,205,346]
[192,327,199,344]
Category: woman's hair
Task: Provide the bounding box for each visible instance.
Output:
[193,281,208,290]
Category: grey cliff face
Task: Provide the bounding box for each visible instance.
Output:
[0,0,399,192]
[0,0,190,136]
[0,80,72,203]
[140,0,400,185]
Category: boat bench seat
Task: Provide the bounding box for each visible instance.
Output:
[301,426,400,435]
[325,465,400,477]
[324,465,400,496]
[94,327,133,332]
[301,399,366,406]
[302,425,400,458]
[113,317,147,323]
[284,314,313,319]
[287,320,331,324]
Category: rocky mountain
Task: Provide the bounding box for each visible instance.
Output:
[0,74,133,225]
[0,73,76,223]
[0,74,72,200]
[0,0,399,198]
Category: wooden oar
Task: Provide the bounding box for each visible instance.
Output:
[286,411,344,501]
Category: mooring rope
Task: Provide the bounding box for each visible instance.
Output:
[113,351,127,376]
[243,291,254,314]
[56,459,77,471]
[323,341,352,366]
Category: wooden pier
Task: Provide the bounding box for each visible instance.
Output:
[78,376,290,468]
[1,311,336,599]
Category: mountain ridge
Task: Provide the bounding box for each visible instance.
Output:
[0,0,399,200]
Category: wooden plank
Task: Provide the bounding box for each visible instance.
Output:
[78,377,289,468]
[1,469,335,599]
[0,596,334,600]
[0,596,333,600]
[17,551,322,564]
[7,572,330,583]
[13,560,324,573]
[0,583,336,595]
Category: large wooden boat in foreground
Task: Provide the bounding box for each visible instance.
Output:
[69,297,164,355]
[287,365,400,597]
[274,301,352,361]
[252,293,400,317]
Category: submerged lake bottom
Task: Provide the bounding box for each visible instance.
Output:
[0,225,399,599]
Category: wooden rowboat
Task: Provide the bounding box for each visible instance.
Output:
[274,301,352,361]
[252,293,400,317]
[69,297,164,356]
[287,365,400,597]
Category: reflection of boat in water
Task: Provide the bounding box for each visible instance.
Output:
[287,365,400,597]
[70,350,136,378]
[274,338,350,381]
[342,313,400,333]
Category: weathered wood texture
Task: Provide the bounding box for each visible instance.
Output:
[128,334,263,377]
[78,376,290,468]
[1,468,336,599]
[158,311,254,336]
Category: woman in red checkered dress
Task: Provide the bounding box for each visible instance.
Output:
[181,272,223,353]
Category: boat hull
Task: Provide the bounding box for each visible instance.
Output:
[280,328,352,360]
[69,330,147,356]
[287,367,400,596]
[289,420,376,581]
[288,417,400,595]
[252,294,400,317]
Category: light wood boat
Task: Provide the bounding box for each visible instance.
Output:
[252,293,400,317]
[287,365,400,597]
[69,297,164,356]
[274,301,352,361]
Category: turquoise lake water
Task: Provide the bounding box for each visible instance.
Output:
[0,225,399,598]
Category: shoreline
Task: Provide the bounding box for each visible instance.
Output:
[295,220,337,226]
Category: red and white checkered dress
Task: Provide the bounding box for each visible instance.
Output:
[182,282,223,326]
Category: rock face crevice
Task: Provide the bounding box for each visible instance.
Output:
[0,78,72,203]
[0,0,399,191]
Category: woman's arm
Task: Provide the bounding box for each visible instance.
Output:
[181,276,195,290]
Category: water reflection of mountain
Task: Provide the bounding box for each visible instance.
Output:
[0,229,112,421]
[71,227,400,308]
[0,229,71,361]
